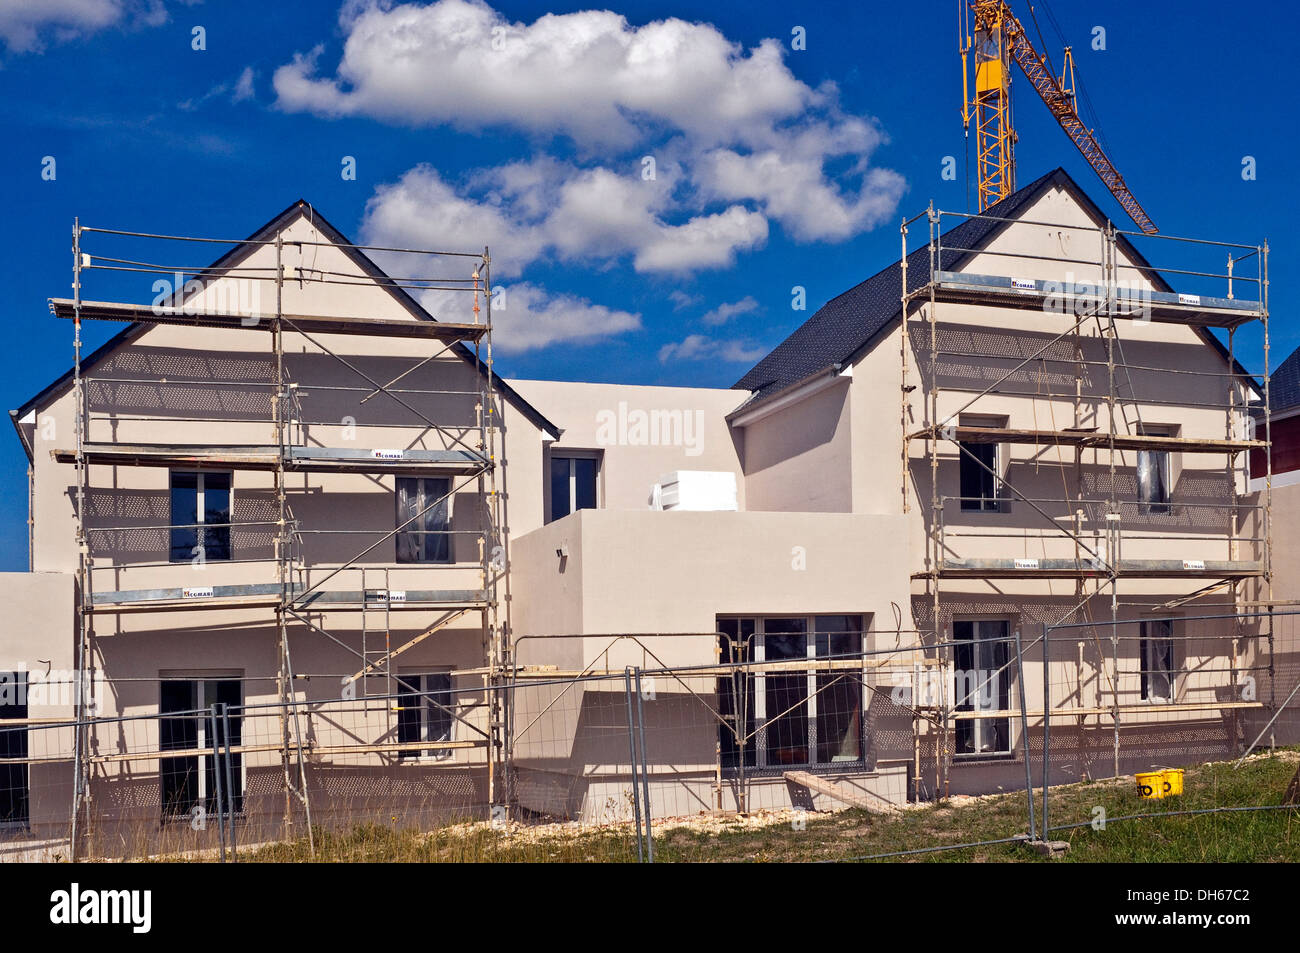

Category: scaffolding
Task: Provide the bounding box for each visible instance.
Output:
[900,203,1273,792]
[61,212,507,856]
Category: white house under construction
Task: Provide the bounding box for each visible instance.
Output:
[2,167,1294,855]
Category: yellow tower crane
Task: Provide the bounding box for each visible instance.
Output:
[960,0,1158,233]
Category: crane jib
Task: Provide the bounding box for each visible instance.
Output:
[962,0,1158,234]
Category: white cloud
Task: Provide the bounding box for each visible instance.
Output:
[658,334,765,364]
[232,66,256,103]
[633,206,769,273]
[701,295,759,326]
[696,146,906,242]
[363,165,547,277]
[306,1,908,354]
[179,67,260,111]
[0,0,176,53]
[422,281,640,353]
[273,0,810,148]
[291,0,907,269]
[668,290,700,311]
[363,162,767,276]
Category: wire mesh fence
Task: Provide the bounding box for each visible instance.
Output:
[1,611,1298,862]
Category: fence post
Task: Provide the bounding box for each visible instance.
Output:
[634,667,654,863]
[1013,629,1035,840]
[220,703,237,860]
[1041,623,1050,843]
[208,704,227,863]
[623,667,644,862]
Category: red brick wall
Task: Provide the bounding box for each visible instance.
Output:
[1250,414,1300,477]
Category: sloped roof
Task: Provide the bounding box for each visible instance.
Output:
[9,200,559,459]
[733,168,1068,402]
[732,167,1263,414]
[1271,345,1300,414]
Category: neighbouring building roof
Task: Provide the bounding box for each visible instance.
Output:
[1270,345,1300,415]
[731,167,1259,409]
[8,201,560,460]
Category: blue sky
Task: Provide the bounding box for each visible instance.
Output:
[0,0,1294,569]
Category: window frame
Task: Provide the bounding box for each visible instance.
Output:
[715,614,868,774]
[546,449,602,524]
[158,673,244,821]
[0,671,29,829]
[952,618,1014,759]
[1139,619,1177,704]
[1137,425,1176,516]
[957,415,1007,513]
[395,669,455,762]
[169,470,233,564]
[395,476,453,565]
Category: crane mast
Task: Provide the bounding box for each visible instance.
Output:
[960,0,1158,234]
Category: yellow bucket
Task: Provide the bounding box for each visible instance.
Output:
[1136,770,1183,799]
[1162,768,1184,796]
[1135,771,1168,799]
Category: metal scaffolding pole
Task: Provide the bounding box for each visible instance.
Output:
[69,218,90,859]
[906,202,1270,801]
[58,213,509,855]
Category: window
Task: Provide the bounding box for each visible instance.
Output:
[159,677,242,819]
[0,672,28,827]
[763,618,811,767]
[716,615,865,772]
[170,471,231,562]
[396,477,451,564]
[717,619,756,769]
[1140,619,1175,704]
[1137,426,1173,515]
[957,418,1005,512]
[548,452,600,523]
[953,620,1012,756]
[396,672,454,760]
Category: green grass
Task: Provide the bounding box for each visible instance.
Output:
[236,751,1300,863]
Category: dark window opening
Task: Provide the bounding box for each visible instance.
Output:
[959,442,1001,511]
[396,477,452,564]
[716,615,865,772]
[396,673,454,759]
[0,672,29,827]
[1140,619,1175,703]
[169,471,231,562]
[160,678,242,819]
[763,618,810,767]
[549,454,599,522]
[814,616,864,763]
[953,620,1011,756]
[1137,449,1171,515]
[717,619,756,769]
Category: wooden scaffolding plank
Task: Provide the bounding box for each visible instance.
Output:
[54,444,490,475]
[88,583,486,613]
[50,297,489,342]
[925,558,1265,580]
[924,271,1263,329]
[908,425,1263,454]
[951,700,1265,720]
[782,771,886,811]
